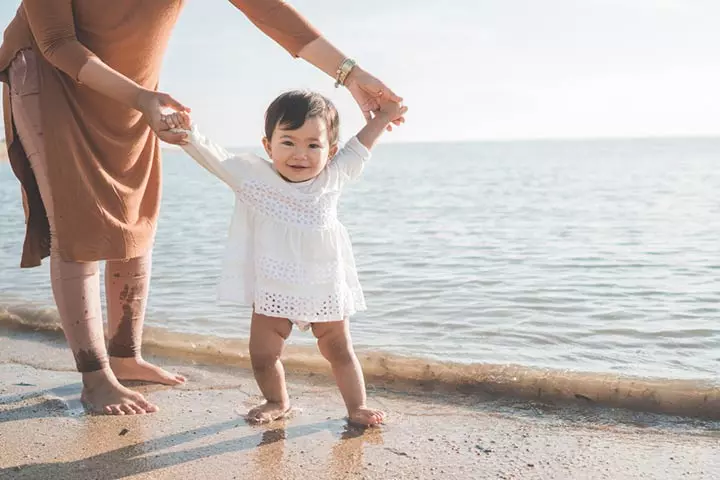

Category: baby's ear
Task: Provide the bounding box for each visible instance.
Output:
[329,144,339,159]
[262,137,272,157]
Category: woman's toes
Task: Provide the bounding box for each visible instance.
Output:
[110,405,125,415]
[135,396,159,413]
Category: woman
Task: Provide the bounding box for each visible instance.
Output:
[0,1,404,416]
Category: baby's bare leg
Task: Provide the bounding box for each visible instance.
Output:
[246,312,293,424]
[312,320,384,426]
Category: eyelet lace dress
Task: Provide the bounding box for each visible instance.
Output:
[179,125,370,326]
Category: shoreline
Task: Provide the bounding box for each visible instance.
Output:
[1,326,720,479]
[1,310,719,423]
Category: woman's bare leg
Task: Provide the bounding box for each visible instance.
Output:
[10,50,157,415]
[106,254,185,385]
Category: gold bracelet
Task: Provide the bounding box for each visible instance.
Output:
[334,58,357,88]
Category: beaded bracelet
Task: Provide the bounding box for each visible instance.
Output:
[334,58,357,88]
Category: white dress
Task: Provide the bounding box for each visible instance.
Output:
[179,125,370,327]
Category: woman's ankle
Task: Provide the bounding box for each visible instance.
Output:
[109,355,143,364]
[81,366,119,388]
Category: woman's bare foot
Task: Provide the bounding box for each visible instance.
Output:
[348,407,385,427]
[246,401,291,425]
[81,368,159,415]
[110,356,186,386]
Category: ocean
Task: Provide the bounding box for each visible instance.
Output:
[1,137,719,390]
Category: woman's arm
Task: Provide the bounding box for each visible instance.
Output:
[229,0,404,125]
[22,0,189,144]
[77,58,189,144]
[22,0,94,81]
[228,0,320,58]
[298,38,403,126]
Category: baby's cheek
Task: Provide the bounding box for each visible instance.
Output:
[315,158,330,171]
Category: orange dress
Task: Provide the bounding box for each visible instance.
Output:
[0,0,319,267]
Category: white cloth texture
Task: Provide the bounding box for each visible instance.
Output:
[179,125,370,324]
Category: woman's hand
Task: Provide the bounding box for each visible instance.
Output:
[377,98,409,124]
[293,37,406,129]
[162,111,192,131]
[135,89,191,145]
[345,67,405,130]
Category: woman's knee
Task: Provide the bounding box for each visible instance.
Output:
[49,254,99,283]
[107,253,152,278]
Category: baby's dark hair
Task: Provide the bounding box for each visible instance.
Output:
[264,90,340,146]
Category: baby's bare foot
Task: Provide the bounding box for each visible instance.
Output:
[110,357,186,386]
[245,401,291,425]
[348,407,385,426]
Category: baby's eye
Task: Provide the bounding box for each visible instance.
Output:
[281,141,294,146]
[309,144,321,149]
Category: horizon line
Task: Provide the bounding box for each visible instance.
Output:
[161,133,720,151]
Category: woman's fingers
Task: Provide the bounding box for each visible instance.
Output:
[159,92,191,113]
[160,111,192,131]
[136,90,192,144]
[378,84,402,103]
[157,128,188,145]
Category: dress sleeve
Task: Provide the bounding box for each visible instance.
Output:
[228,0,321,57]
[329,136,372,184]
[22,0,96,80]
[177,125,246,191]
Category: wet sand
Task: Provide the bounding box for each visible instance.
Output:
[1,326,719,480]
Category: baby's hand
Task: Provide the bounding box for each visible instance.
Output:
[161,110,192,131]
[377,99,408,128]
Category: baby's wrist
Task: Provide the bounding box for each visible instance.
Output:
[373,111,394,125]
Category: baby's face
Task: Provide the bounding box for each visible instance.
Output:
[263,116,338,183]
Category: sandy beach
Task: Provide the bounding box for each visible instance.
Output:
[1,324,718,480]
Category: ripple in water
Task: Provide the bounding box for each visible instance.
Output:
[1,138,719,382]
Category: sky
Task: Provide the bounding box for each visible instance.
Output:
[0,1,718,146]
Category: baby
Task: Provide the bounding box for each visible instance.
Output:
[168,90,406,426]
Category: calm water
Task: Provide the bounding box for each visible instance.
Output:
[1,138,719,382]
